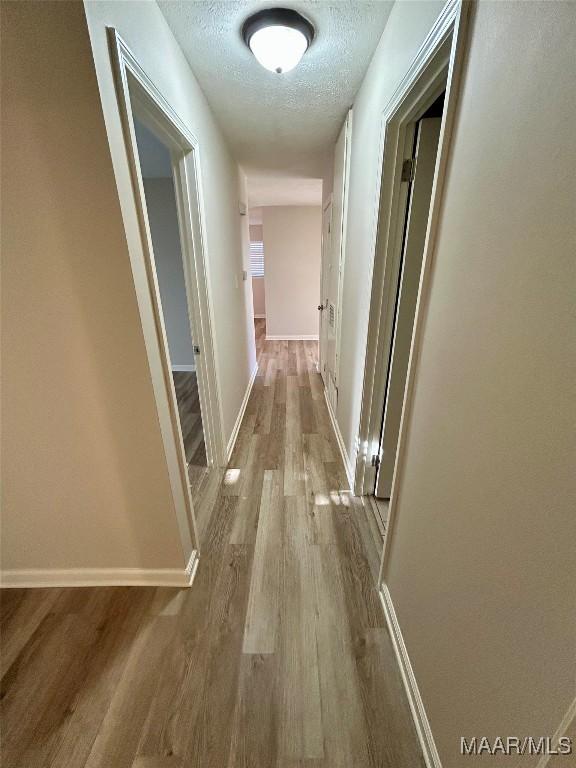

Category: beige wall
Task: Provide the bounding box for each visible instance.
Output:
[1,1,185,571]
[339,1,576,765]
[83,0,256,448]
[262,207,322,338]
[252,278,266,317]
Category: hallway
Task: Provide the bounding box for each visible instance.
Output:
[0,330,423,768]
[3,2,575,764]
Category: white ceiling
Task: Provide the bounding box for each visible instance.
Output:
[158,1,393,205]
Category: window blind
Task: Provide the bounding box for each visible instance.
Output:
[249,241,264,278]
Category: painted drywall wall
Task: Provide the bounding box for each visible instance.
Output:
[262,207,322,338]
[83,0,255,449]
[340,1,576,766]
[249,208,263,226]
[142,176,195,369]
[1,0,185,572]
[252,278,266,318]
[336,0,445,464]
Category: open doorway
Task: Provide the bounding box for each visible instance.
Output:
[372,94,445,531]
[353,3,470,564]
[248,207,266,356]
[109,29,226,552]
[133,118,208,497]
[247,201,323,360]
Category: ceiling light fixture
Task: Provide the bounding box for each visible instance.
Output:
[242,8,315,74]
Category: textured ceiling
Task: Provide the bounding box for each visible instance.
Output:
[158,1,393,204]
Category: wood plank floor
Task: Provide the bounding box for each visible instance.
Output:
[0,319,424,768]
[172,370,208,499]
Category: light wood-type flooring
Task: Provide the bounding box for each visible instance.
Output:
[172,370,208,498]
[0,319,424,768]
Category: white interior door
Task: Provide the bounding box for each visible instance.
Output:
[375,117,441,498]
[325,110,352,409]
[319,198,332,386]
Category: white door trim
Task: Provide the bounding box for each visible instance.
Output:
[374,117,442,499]
[333,109,353,392]
[108,28,226,559]
[355,0,467,500]
[325,111,353,412]
[370,7,472,762]
[354,0,470,506]
[377,0,471,594]
[318,194,333,383]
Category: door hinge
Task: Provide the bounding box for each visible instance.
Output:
[401,158,415,183]
[371,453,380,469]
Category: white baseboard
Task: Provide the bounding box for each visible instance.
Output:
[322,388,354,490]
[0,550,199,589]
[379,584,442,768]
[266,334,319,341]
[226,362,259,462]
[171,364,195,372]
[254,314,266,319]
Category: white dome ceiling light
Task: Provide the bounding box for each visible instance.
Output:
[242,8,315,74]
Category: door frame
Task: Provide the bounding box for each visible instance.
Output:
[333,109,353,398]
[108,29,225,558]
[374,116,442,500]
[318,193,333,382]
[324,110,353,411]
[354,0,470,502]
